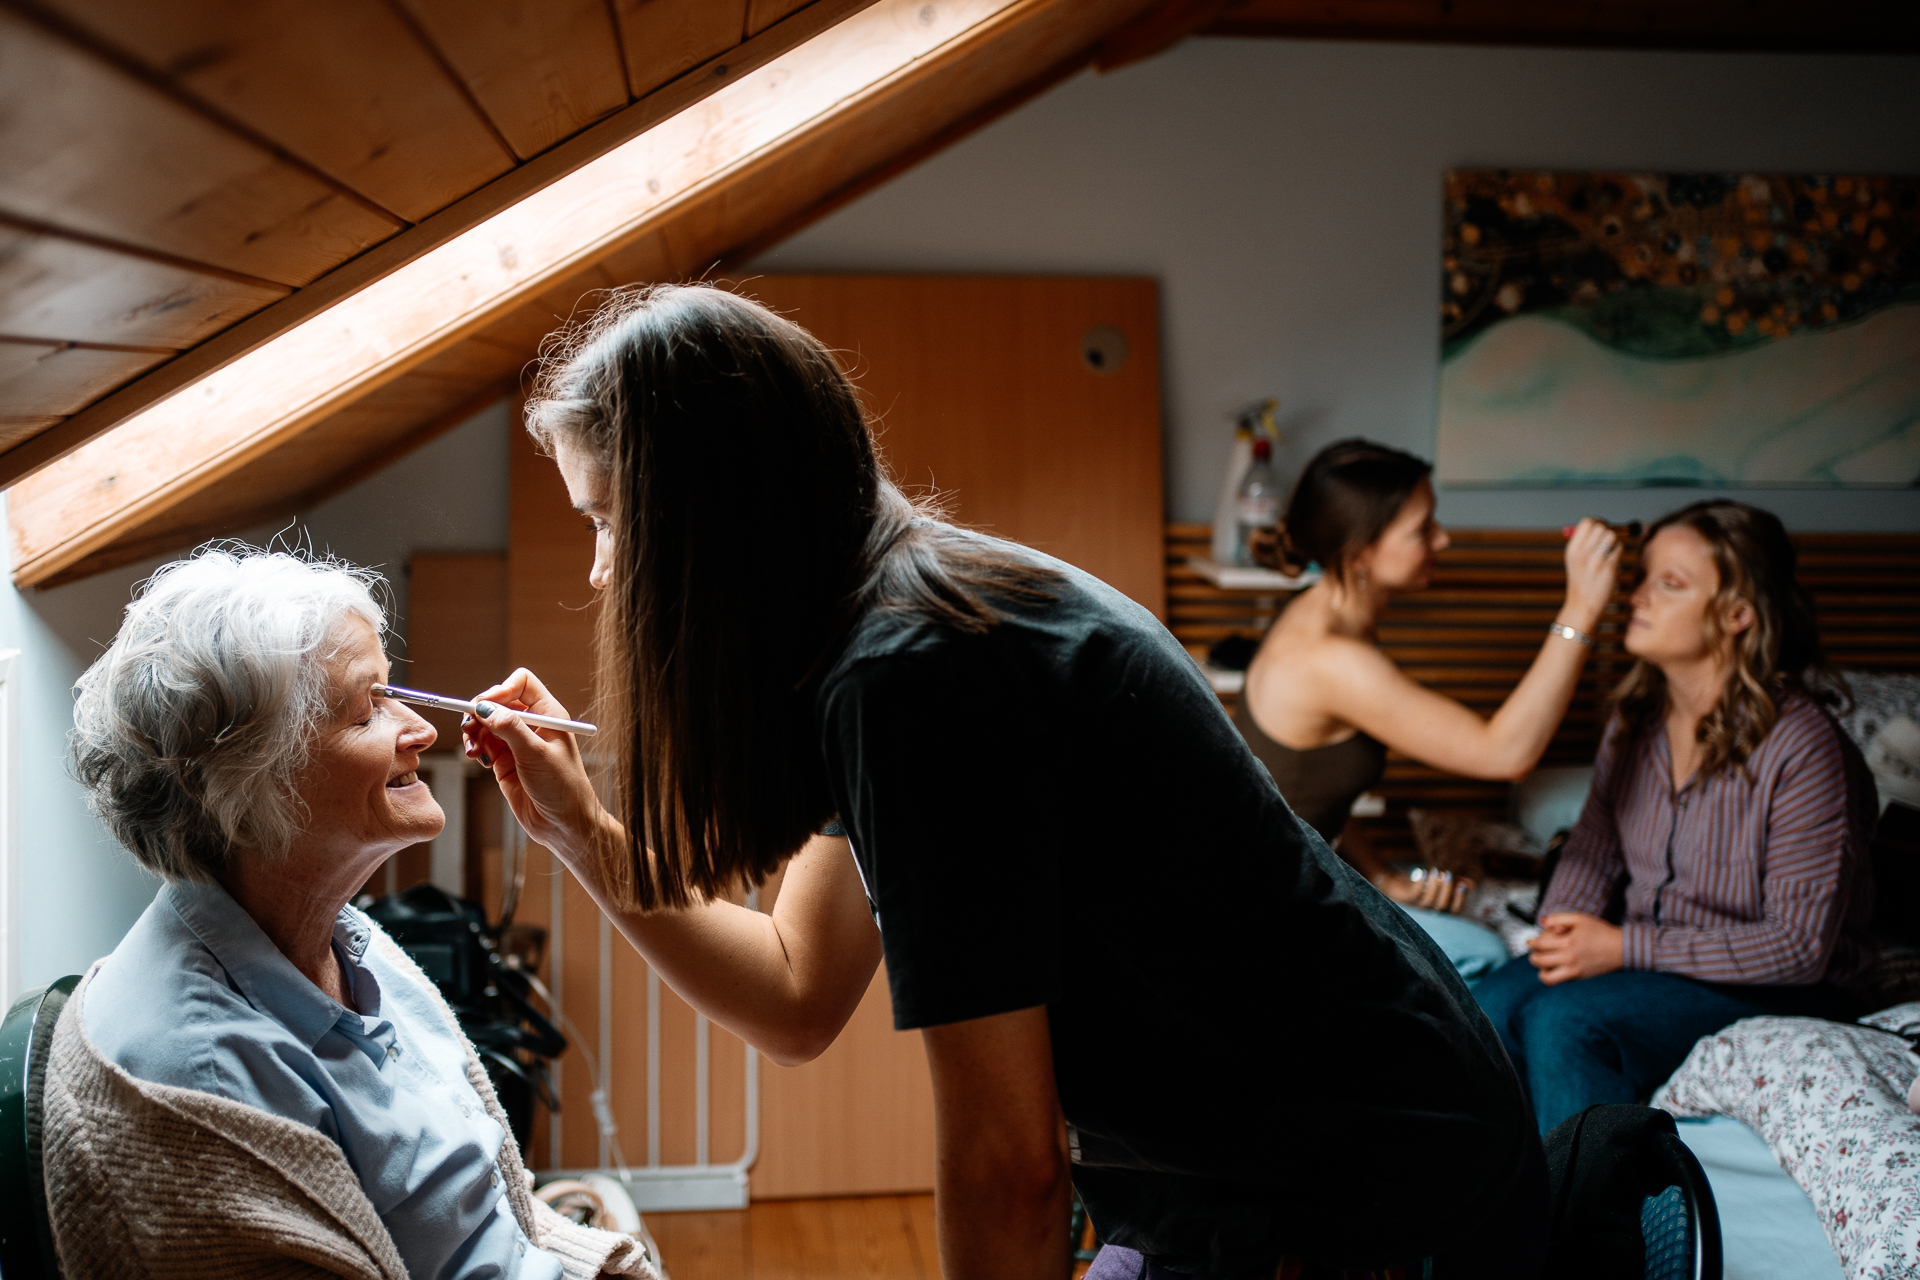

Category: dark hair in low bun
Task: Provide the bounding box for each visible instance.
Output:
[1281,439,1433,584]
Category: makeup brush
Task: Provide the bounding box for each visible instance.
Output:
[373,683,598,736]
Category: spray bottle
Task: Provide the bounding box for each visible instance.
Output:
[1211,398,1279,565]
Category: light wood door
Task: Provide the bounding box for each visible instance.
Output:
[502,275,1163,1199]
[741,274,1166,617]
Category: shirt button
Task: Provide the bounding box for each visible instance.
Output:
[489,1169,500,1188]
[516,1240,526,1256]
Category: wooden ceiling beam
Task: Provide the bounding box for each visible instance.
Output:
[1204,0,1920,54]
[32,380,515,589]
[0,0,880,493]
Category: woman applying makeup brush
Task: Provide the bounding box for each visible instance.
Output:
[463,284,1548,1280]
[1236,440,1621,922]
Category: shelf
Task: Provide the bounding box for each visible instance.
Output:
[1185,555,1319,591]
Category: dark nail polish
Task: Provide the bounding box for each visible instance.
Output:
[475,702,493,719]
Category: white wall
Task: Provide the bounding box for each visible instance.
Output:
[0,402,510,995]
[749,37,1920,531]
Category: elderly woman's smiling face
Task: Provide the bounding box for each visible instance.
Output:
[293,615,444,869]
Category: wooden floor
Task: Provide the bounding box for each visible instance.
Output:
[648,1195,942,1280]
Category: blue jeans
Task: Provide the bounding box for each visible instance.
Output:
[1472,958,1853,1134]
[1402,907,1509,982]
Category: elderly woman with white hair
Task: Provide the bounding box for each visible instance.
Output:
[50,547,656,1280]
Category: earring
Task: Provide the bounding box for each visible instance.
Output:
[1356,566,1369,590]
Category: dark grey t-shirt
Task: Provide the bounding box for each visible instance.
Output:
[816,539,1530,1273]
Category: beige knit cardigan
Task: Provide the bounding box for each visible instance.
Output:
[44,929,662,1280]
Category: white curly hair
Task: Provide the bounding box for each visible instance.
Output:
[69,544,387,881]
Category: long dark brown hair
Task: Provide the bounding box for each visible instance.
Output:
[527,284,1054,910]
[1275,438,1432,584]
[1613,499,1840,781]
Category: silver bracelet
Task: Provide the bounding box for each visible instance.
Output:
[1548,622,1594,648]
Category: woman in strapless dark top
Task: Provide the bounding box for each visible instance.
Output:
[1232,699,1384,843]
[1235,440,1621,913]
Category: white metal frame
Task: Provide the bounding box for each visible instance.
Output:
[499,793,759,1211]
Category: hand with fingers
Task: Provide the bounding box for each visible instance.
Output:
[462,667,610,869]
[1560,517,1624,636]
[1370,866,1473,915]
[1526,911,1624,985]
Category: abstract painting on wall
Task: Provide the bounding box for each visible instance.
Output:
[1435,169,1919,487]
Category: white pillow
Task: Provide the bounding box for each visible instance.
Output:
[1654,1015,1920,1278]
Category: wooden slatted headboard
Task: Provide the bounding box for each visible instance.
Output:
[1167,522,1920,843]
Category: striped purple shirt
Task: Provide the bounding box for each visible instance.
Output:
[1541,692,1876,988]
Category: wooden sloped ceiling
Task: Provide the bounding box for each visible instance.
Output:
[7,0,1182,587]
[0,0,882,476]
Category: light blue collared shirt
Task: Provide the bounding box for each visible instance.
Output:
[84,879,562,1280]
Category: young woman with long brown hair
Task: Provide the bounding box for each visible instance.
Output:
[1472,500,1878,1133]
[463,285,1547,1280]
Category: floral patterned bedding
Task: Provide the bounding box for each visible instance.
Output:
[1654,1004,1920,1279]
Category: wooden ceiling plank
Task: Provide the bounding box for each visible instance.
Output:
[0,226,288,352]
[39,0,517,222]
[1204,0,1920,53]
[0,8,401,287]
[0,0,882,490]
[9,0,1164,586]
[747,0,814,37]
[0,338,169,417]
[611,0,749,100]
[0,418,64,452]
[399,0,630,161]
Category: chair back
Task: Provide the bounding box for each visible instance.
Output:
[0,977,80,1280]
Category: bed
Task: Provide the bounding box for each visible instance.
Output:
[1675,1116,1844,1280]
[1656,1004,1920,1279]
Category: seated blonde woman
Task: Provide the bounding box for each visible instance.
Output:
[1473,501,1877,1135]
[52,548,655,1280]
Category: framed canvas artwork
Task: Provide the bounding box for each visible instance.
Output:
[1436,169,1919,487]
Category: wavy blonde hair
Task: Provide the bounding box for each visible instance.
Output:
[1613,500,1840,781]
